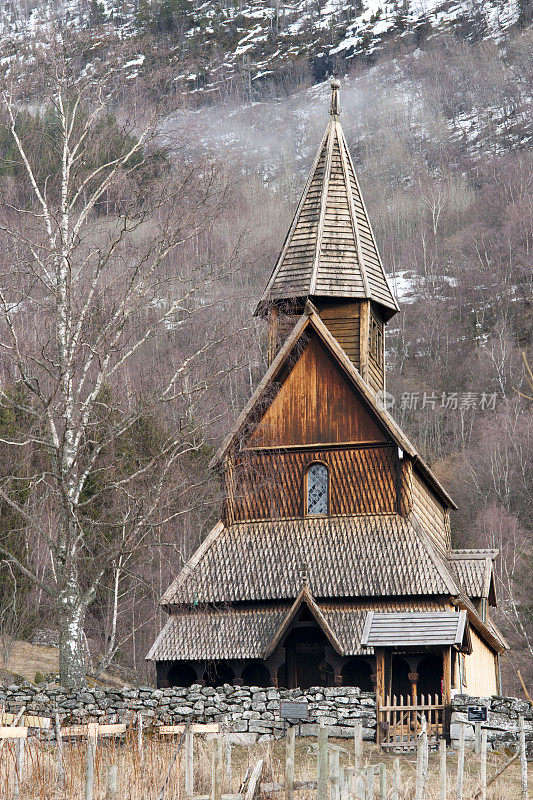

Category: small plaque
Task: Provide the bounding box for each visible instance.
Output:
[279,700,309,720]
[467,706,488,722]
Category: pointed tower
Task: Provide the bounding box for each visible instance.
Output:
[257,80,399,394]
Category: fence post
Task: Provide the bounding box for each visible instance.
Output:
[480,729,487,800]
[285,726,295,800]
[475,722,481,754]
[85,724,98,800]
[106,764,118,800]
[365,766,375,800]
[13,737,25,800]
[330,748,340,800]
[137,712,143,767]
[355,771,365,800]
[211,735,223,800]
[378,763,386,800]
[354,722,363,772]
[317,722,328,800]
[55,712,65,791]
[415,716,428,800]
[225,735,232,794]
[185,727,194,796]
[391,757,400,800]
[456,724,465,800]
[519,716,529,800]
[439,739,447,800]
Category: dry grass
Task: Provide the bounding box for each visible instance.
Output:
[0,640,127,687]
[0,732,529,799]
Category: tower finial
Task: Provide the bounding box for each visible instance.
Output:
[330,78,340,117]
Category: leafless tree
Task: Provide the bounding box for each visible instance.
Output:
[0,63,237,688]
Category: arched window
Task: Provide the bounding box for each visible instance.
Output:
[306,463,329,515]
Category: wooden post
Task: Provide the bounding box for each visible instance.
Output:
[244,760,264,800]
[474,722,481,754]
[391,758,400,800]
[415,716,428,800]
[13,737,25,800]
[285,727,295,800]
[354,723,362,772]
[375,649,385,701]
[480,729,487,800]
[225,735,232,794]
[355,771,365,800]
[442,647,452,706]
[317,723,328,800]
[378,763,386,800]
[106,765,118,800]
[339,765,347,800]
[85,725,98,800]
[456,724,465,800]
[375,648,385,746]
[439,739,447,800]
[137,712,143,766]
[55,712,65,791]
[185,727,194,796]
[519,716,529,800]
[365,766,374,800]
[330,747,340,800]
[212,735,223,800]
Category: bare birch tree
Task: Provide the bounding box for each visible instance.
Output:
[0,66,235,687]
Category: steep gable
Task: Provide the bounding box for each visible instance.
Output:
[248,331,386,447]
[210,306,456,513]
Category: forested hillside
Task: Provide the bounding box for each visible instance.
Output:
[0,0,530,691]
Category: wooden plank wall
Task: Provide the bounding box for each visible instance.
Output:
[464,628,498,697]
[224,445,397,523]
[411,471,450,551]
[248,334,387,447]
[367,306,384,394]
[317,301,361,368]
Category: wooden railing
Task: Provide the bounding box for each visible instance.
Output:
[377,694,445,749]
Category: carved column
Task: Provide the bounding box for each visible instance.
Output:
[325,647,344,687]
[408,672,419,705]
[265,647,285,687]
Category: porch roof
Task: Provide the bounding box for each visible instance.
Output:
[146,599,447,662]
[360,610,471,650]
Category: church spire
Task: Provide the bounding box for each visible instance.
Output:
[330,77,340,117]
[255,79,399,321]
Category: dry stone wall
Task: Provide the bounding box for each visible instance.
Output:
[2,684,530,751]
[450,695,533,756]
[0,683,376,741]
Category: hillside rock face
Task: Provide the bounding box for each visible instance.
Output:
[0,0,525,97]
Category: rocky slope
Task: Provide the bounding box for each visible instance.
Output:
[0,0,528,98]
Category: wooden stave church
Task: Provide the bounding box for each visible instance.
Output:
[147,80,507,704]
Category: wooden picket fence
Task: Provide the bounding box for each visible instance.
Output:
[377,694,445,750]
[0,709,529,799]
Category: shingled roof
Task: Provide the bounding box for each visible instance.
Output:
[147,599,448,662]
[255,81,399,319]
[161,514,457,608]
[360,610,471,650]
[448,550,498,602]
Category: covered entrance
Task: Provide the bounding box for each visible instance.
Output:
[361,610,472,749]
[277,609,334,688]
[264,588,344,690]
